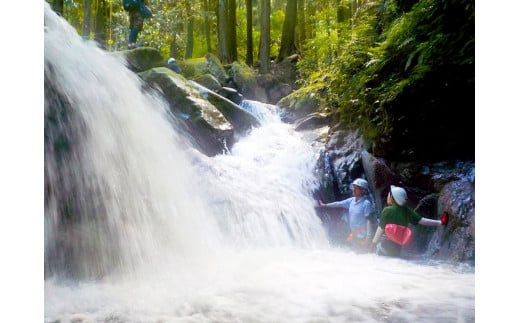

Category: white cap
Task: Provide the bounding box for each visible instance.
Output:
[390,185,407,206]
[352,178,369,190]
[168,57,176,64]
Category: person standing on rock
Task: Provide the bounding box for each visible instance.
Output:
[123,0,152,49]
[370,185,448,258]
[318,178,374,248]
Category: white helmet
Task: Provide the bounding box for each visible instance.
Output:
[167,57,176,64]
[390,185,407,206]
[352,178,369,190]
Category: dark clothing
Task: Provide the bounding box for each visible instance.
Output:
[127,0,149,45]
[376,205,422,258]
[129,9,144,31]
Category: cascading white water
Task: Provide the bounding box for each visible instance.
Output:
[44,4,474,322]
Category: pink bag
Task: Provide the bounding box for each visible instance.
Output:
[384,224,413,246]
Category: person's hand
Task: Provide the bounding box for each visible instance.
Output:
[441,212,449,226]
[318,200,325,207]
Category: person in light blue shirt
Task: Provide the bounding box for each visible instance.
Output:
[319,178,373,246]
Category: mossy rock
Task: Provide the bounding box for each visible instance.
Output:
[176,57,210,80]
[277,88,325,123]
[190,81,260,133]
[229,62,267,102]
[139,67,233,156]
[118,47,165,73]
[193,74,223,92]
[205,53,230,84]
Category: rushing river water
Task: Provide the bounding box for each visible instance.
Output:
[44,4,474,322]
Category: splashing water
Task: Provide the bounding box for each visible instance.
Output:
[44,4,474,322]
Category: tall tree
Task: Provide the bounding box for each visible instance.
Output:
[296,0,306,47]
[185,0,194,58]
[94,0,108,49]
[306,0,316,38]
[203,0,212,53]
[227,0,238,62]
[52,0,64,16]
[218,0,230,63]
[259,0,270,73]
[337,0,347,24]
[83,0,91,38]
[277,0,297,61]
[245,0,253,66]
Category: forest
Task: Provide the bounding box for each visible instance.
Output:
[46,0,474,162]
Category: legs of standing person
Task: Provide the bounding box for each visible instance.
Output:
[128,10,144,49]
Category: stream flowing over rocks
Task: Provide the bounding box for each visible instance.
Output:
[44,4,474,322]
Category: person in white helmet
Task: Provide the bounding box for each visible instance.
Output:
[318,178,374,248]
[370,185,448,258]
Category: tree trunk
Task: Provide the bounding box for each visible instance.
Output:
[277,0,297,62]
[306,0,316,38]
[246,0,253,66]
[337,0,346,24]
[259,0,270,73]
[83,0,91,38]
[203,0,212,53]
[227,0,237,62]
[185,0,194,59]
[296,0,305,47]
[94,0,107,49]
[218,0,230,63]
[52,0,64,16]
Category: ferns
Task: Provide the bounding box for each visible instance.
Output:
[296,0,474,154]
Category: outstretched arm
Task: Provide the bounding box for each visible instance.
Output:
[371,226,383,251]
[418,218,442,226]
[318,200,346,208]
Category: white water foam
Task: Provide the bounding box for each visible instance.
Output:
[44,4,474,322]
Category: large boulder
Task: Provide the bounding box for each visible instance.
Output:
[139,67,234,156]
[218,87,244,105]
[229,61,268,102]
[257,54,300,103]
[118,47,165,73]
[277,88,325,123]
[205,53,230,84]
[294,112,329,131]
[425,175,475,264]
[176,54,230,85]
[176,57,210,80]
[189,81,260,133]
[193,74,223,92]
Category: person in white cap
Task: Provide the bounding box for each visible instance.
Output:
[370,185,447,258]
[318,178,373,248]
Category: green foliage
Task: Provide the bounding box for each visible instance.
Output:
[297,0,474,160]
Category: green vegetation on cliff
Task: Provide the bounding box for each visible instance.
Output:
[297,0,474,161]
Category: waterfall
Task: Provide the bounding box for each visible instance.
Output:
[44,3,326,279]
[44,4,474,322]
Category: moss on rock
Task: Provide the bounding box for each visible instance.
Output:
[277,86,326,123]
[139,67,233,156]
[118,47,165,73]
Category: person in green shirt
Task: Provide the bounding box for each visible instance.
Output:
[371,185,445,258]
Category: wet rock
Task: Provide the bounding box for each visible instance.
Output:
[229,61,268,102]
[139,67,234,156]
[205,53,230,84]
[190,81,260,133]
[193,74,222,92]
[426,178,475,264]
[294,112,329,131]
[267,83,293,104]
[277,89,324,123]
[218,86,244,105]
